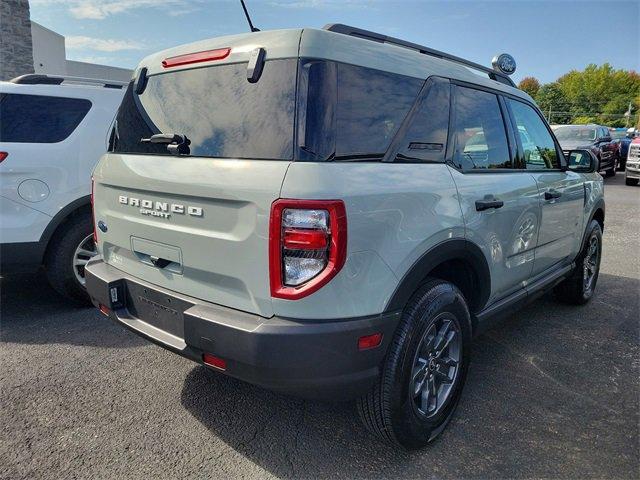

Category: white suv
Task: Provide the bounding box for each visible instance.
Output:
[0,74,125,302]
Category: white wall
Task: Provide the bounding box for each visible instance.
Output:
[66,60,132,83]
[31,22,67,76]
[30,21,132,82]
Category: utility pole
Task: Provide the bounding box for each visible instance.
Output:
[624,101,632,128]
[548,106,552,123]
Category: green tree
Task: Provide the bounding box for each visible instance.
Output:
[535,83,571,124]
[518,77,541,97]
[554,64,640,126]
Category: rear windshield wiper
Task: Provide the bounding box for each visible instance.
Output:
[327,153,384,162]
[141,133,190,155]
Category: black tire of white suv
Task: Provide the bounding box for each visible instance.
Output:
[45,213,94,305]
[554,219,602,305]
[358,279,471,449]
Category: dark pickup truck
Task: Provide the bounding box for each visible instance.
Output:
[555,124,618,176]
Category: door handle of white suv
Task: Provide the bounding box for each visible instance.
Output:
[544,189,562,200]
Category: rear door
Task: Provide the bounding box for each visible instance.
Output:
[447,84,540,304]
[0,91,93,216]
[94,57,298,317]
[505,98,584,277]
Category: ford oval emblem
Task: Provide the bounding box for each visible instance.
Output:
[492,53,516,76]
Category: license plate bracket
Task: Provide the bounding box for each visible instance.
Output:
[125,281,191,339]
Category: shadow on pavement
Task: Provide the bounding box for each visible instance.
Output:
[0,271,144,348]
[180,273,639,479]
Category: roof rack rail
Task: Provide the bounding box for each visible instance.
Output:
[323,24,516,88]
[10,74,127,89]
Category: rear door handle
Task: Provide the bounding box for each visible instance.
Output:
[544,189,562,200]
[475,198,504,211]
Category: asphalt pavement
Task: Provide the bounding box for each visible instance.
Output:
[1,173,638,479]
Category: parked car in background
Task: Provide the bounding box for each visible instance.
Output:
[554,124,618,176]
[610,127,636,171]
[625,138,640,186]
[0,74,126,303]
[85,24,605,449]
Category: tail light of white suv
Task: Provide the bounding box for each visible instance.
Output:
[269,199,347,299]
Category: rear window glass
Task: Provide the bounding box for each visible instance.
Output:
[299,61,423,161]
[0,94,91,143]
[111,59,296,159]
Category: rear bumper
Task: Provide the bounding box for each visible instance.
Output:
[85,258,401,400]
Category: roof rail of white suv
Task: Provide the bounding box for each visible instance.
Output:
[323,23,516,88]
[10,74,127,90]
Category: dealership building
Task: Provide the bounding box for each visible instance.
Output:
[0,0,131,82]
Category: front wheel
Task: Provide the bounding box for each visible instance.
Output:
[605,164,616,177]
[357,279,471,449]
[554,220,602,305]
[626,177,639,186]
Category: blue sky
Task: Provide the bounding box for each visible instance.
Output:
[30,0,639,84]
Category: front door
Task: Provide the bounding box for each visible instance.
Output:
[506,98,584,277]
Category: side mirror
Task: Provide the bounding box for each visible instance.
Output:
[567,149,598,173]
[602,136,612,143]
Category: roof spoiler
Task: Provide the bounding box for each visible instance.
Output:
[10,74,127,89]
[323,24,516,88]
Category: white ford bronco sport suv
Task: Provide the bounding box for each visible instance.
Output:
[0,74,125,302]
[86,25,605,449]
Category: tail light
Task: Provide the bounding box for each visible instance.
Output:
[91,176,97,243]
[270,199,347,299]
[0,152,8,163]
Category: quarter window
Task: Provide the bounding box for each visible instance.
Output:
[508,99,560,169]
[335,63,422,159]
[299,60,423,161]
[0,94,91,143]
[451,86,511,170]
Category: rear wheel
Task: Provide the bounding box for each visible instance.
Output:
[618,158,626,171]
[45,213,97,305]
[626,177,639,186]
[554,220,602,305]
[357,279,471,449]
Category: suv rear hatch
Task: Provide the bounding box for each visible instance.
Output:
[93,31,301,317]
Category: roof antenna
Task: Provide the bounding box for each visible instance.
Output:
[240,0,260,32]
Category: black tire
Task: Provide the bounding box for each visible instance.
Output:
[617,158,626,171]
[625,177,639,186]
[553,220,602,305]
[45,213,94,305]
[357,279,472,450]
[605,165,616,177]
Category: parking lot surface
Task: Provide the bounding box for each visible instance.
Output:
[1,174,638,479]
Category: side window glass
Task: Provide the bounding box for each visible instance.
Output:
[508,99,560,169]
[394,77,450,163]
[452,86,511,170]
[0,94,91,143]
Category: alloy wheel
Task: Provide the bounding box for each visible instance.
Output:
[411,313,462,418]
[73,234,97,286]
[583,235,599,293]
